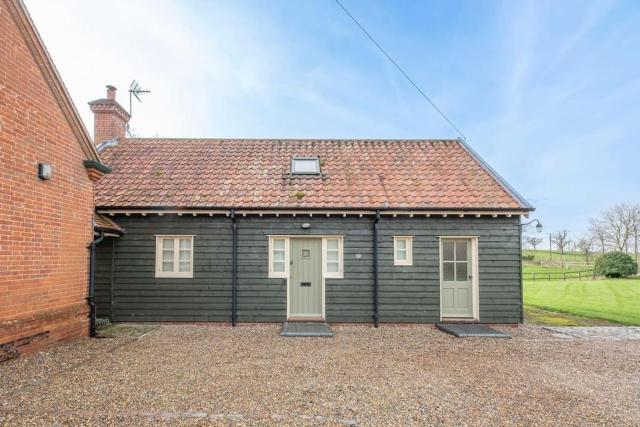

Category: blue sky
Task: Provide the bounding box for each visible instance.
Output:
[26,0,640,243]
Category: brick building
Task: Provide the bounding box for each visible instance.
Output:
[0,0,110,361]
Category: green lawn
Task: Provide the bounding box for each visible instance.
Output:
[524,276,640,325]
[524,306,620,326]
[523,264,586,274]
[524,249,639,264]
[524,249,594,263]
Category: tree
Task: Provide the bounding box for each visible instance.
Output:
[551,230,571,268]
[634,222,639,265]
[601,204,635,252]
[588,218,608,254]
[576,237,594,265]
[526,236,543,252]
[631,204,640,265]
[588,203,640,256]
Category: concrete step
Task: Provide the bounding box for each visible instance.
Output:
[280,322,334,337]
[436,323,511,338]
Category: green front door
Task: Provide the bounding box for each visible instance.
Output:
[289,238,323,318]
[441,239,474,318]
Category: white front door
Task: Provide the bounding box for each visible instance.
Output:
[440,239,475,319]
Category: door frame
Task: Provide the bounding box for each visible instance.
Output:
[438,236,480,322]
[268,235,342,321]
[288,237,324,320]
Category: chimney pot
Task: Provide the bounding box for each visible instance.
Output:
[89,85,130,145]
[106,85,117,100]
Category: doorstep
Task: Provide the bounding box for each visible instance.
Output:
[280,322,334,337]
[440,317,478,323]
[286,316,325,322]
[436,323,511,338]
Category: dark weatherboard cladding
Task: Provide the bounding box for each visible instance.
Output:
[94,215,522,324]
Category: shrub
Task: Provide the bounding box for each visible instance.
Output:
[522,254,535,261]
[593,252,638,278]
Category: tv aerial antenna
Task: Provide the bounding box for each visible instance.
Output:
[128,80,151,117]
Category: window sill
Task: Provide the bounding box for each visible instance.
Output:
[155,273,194,279]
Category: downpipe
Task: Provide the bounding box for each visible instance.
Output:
[230,209,238,326]
[373,210,381,327]
[518,221,524,324]
[88,232,105,338]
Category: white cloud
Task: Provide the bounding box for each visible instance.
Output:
[24,0,284,138]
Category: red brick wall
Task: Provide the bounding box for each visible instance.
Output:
[89,86,130,145]
[0,4,94,360]
[92,107,128,144]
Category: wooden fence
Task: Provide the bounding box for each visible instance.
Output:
[527,270,595,282]
[539,261,593,269]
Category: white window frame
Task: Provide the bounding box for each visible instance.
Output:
[268,236,290,278]
[322,236,344,279]
[291,156,321,175]
[155,235,194,278]
[393,236,413,266]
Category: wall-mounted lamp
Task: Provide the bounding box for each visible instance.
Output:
[521,218,543,233]
[301,223,311,229]
[38,163,52,180]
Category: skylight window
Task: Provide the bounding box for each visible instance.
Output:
[291,157,320,175]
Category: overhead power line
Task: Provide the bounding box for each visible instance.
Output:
[334,0,467,141]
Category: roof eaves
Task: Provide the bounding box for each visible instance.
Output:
[456,138,534,211]
[94,225,125,236]
[83,160,112,174]
[93,214,125,235]
[95,205,531,212]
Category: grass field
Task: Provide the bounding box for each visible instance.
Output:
[525,249,639,263]
[523,249,593,263]
[524,276,640,325]
[523,264,587,274]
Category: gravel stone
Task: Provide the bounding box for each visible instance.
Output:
[0,323,639,426]
[544,326,640,340]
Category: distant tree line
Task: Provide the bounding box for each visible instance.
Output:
[588,203,640,256]
[524,202,640,266]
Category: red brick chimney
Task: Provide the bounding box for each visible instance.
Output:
[88,85,131,145]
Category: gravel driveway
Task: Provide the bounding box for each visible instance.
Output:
[1,324,639,426]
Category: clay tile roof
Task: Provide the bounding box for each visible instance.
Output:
[95,138,532,211]
[94,213,124,234]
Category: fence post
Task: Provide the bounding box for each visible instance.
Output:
[548,273,551,281]
[578,271,581,280]
[563,272,566,281]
